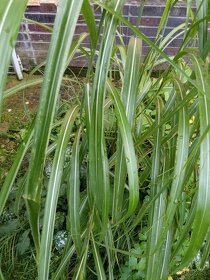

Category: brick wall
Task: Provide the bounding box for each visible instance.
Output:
[16,1,195,70]
[28,0,58,5]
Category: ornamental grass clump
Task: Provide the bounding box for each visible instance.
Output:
[0,0,210,279]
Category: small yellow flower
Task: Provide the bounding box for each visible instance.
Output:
[176,267,190,275]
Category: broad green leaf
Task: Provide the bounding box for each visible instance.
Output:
[16,229,30,255]
[0,219,19,236]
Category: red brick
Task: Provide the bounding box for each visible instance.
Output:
[40,3,57,13]
[28,23,53,33]
[30,33,52,42]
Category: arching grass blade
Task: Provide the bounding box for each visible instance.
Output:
[107,80,139,218]
[38,105,79,280]
[112,36,141,222]
[24,0,84,257]
[179,54,210,269]
[0,0,27,115]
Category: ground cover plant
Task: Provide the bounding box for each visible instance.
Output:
[1,0,210,279]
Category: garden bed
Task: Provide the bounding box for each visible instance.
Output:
[1,74,40,184]
[1,73,85,184]
[1,0,210,279]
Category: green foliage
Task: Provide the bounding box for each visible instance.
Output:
[0,0,27,115]
[1,0,210,279]
[120,229,147,280]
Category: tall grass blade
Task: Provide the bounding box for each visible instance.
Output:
[91,234,106,279]
[88,0,126,230]
[166,77,189,218]
[72,211,94,280]
[160,226,174,279]
[105,224,115,279]
[53,229,88,280]
[107,80,139,218]
[200,228,210,268]
[24,0,84,256]
[156,0,177,39]
[146,97,166,280]
[3,78,43,99]
[73,245,89,280]
[184,0,193,40]
[202,36,210,59]
[52,242,76,280]
[112,36,141,222]
[65,32,88,70]
[196,0,208,53]
[68,126,82,256]
[84,84,91,133]
[38,105,79,280]
[0,267,5,280]
[0,122,34,216]
[157,76,189,252]
[3,77,78,100]
[179,54,210,268]
[93,0,201,92]
[29,32,88,76]
[135,0,145,28]
[81,0,97,50]
[0,0,27,115]
[171,194,197,262]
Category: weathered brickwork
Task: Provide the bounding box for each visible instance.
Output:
[16,1,197,70]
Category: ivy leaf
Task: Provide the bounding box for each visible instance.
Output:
[16,229,30,255]
[137,258,146,271]
[129,256,137,269]
[0,219,19,236]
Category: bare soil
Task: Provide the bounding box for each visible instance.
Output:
[0,74,41,183]
[0,73,84,183]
